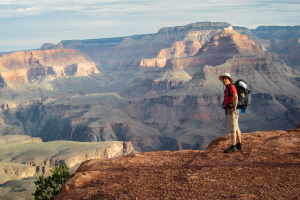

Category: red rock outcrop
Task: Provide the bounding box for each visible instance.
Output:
[0,49,99,83]
[0,68,28,84]
[140,40,204,68]
[195,27,261,64]
[164,26,263,70]
[57,128,300,199]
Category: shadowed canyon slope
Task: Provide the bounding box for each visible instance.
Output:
[56,127,300,199]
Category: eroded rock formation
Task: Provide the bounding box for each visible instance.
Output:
[164,26,263,70]
[44,22,231,70]
[0,49,99,84]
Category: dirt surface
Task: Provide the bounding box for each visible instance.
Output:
[56,127,300,199]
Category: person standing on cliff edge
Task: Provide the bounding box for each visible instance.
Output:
[219,73,243,153]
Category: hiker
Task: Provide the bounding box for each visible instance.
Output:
[219,73,243,153]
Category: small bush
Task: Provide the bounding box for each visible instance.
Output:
[32,164,71,200]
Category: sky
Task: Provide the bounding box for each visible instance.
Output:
[0,0,300,52]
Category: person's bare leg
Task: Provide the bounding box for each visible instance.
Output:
[237,129,242,144]
[231,131,237,146]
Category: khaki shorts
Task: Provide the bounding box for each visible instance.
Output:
[226,109,240,132]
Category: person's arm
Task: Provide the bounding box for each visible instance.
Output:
[230,84,238,114]
[233,93,238,110]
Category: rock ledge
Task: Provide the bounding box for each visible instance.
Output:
[57,128,300,199]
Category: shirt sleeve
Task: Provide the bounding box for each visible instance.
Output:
[229,85,237,95]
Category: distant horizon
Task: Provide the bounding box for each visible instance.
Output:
[1,0,300,52]
[1,22,299,54]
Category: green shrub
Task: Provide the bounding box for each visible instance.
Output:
[32,164,71,200]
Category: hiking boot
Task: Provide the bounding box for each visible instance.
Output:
[224,145,237,153]
[236,143,243,150]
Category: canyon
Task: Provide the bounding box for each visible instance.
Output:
[0,21,300,199]
[0,22,299,150]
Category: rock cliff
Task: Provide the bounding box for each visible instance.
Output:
[56,126,300,199]
[164,26,263,71]
[0,49,99,84]
[245,25,300,72]
[44,22,231,70]
[140,38,205,68]
[0,135,135,185]
[0,93,164,152]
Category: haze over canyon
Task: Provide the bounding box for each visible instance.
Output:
[0,21,300,199]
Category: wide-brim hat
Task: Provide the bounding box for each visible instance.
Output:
[219,73,233,83]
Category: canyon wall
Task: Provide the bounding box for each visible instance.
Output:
[0,135,135,185]
[243,25,300,72]
[0,49,99,84]
[0,22,299,152]
[44,22,232,70]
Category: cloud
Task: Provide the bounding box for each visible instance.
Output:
[0,0,300,52]
[1,0,299,20]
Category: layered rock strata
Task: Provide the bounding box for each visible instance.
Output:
[244,25,300,72]
[140,39,204,68]
[1,93,164,152]
[120,29,300,149]
[44,22,231,70]
[0,49,99,84]
[164,26,263,71]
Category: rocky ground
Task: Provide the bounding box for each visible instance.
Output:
[57,125,300,199]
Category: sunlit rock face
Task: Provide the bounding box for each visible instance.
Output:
[140,39,204,68]
[0,49,99,83]
[164,26,263,70]
[194,27,262,66]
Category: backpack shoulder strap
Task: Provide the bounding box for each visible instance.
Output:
[227,84,233,99]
